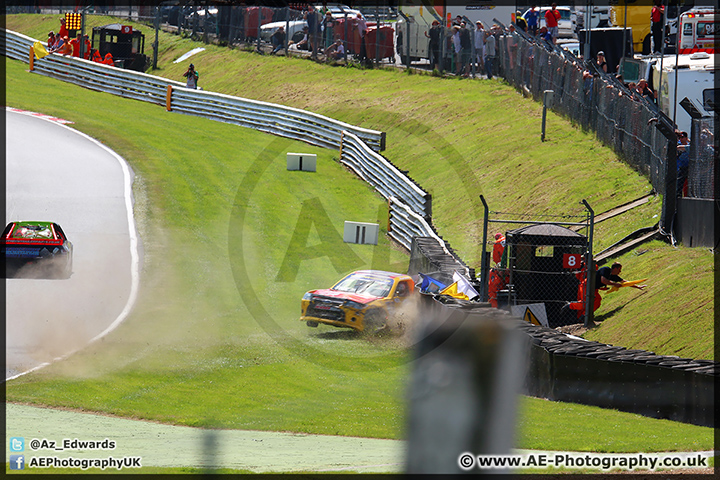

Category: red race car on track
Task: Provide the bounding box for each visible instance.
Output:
[1,221,73,279]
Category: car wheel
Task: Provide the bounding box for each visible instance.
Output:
[306,320,319,327]
[363,309,387,335]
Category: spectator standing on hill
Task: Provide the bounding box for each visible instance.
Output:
[305,5,322,59]
[426,20,443,71]
[452,25,462,74]
[354,12,368,63]
[524,5,539,36]
[596,51,607,73]
[474,21,485,73]
[459,22,472,77]
[651,0,664,53]
[322,10,334,50]
[544,3,561,45]
[183,63,199,89]
[484,29,496,79]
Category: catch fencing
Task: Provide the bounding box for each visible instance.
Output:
[687,117,715,199]
[496,30,671,198]
[24,5,398,66]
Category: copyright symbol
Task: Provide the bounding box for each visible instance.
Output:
[458,452,475,470]
[30,439,40,450]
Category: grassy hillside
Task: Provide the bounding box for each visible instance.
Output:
[3,13,714,452]
[11,10,705,361]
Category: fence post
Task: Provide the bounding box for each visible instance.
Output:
[166,85,173,111]
[29,46,34,71]
[541,89,554,141]
[651,114,678,234]
[479,195,490,302]
[582,200,594,328]
[339,130,344,159]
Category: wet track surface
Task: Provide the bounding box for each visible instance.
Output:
[5,110,137,379]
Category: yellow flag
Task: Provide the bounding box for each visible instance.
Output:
[33,42,49,59]
[439,282,470,300]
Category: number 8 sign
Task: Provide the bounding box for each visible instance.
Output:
[563,253,582,269]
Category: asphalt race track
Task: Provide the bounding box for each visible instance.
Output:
[5,109,139,380]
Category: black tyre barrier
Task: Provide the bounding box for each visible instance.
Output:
[517,320,716,428]
[408,237,716,428]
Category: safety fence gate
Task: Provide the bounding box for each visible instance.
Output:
[479,196,596,328]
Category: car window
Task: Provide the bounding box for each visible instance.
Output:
[334,274,393,297]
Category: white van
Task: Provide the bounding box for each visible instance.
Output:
[652,51,717,134]
[574,5,610,31]
[524,6,576,38]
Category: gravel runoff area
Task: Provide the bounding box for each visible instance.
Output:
[6,404,715,474]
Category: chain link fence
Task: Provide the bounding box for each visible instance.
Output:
[496,29,675,199]
[480,201,593,329]
[153,5,396,66]
[687,117,715,199]
[24,4,397,66]
[22,6,713,200]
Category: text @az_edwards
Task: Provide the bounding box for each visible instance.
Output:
[28,438,117,451]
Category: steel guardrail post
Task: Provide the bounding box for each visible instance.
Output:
[479,194,490,302]
[582,199,594,328]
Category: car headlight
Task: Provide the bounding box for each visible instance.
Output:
[344,300,365,310]
[302,292,314,301]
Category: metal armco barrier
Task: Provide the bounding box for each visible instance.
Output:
[340,131,430,217]
[3,29,185,106]
[2,28,385,152]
